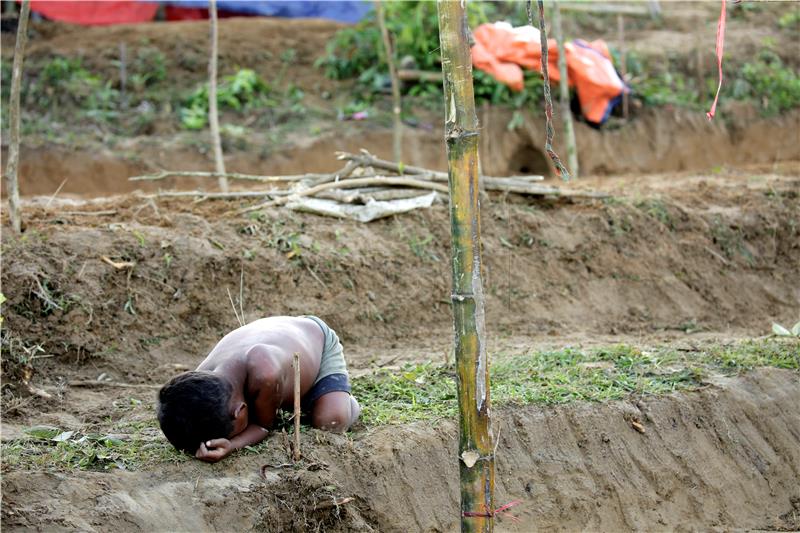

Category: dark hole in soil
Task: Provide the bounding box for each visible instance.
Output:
[507,144,550,177]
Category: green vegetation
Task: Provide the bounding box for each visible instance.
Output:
[353,339,799,425]
[179,68,304,130]
[3,415,186,472]
[316,1,545,116]
[2,339,796,471]
[734,49,800,115]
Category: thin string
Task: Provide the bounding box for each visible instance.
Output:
[528,0,570,180]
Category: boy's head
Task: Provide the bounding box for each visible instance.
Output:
[157,371,234,453]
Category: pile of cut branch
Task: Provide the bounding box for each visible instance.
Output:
[130,150,605,222]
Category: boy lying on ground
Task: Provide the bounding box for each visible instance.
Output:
[157,316,360,462]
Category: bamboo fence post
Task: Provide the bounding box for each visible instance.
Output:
[552,2,579,178]
[436,1,494,531]
[375,1,403,163]
[293,352,301,461]
[208,0,228,192]
[5,0,31,234]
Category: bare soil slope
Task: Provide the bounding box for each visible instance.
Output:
[3,369,798,532]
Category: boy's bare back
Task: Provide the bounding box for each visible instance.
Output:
[157,316,360,462]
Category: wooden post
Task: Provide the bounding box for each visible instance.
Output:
[208,0,228,192]
[552,2,579,178]
[436,1,494,531]
[617,13,628,119]
[292,352,301,461]
[4,0,31,234]
[375,1,403,163]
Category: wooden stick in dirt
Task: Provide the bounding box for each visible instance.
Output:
[375,0,403,163]
[293,352,301,462]
[552,2,580,178]
[69,380,160,390]
[208,0,228,193]
[436,1,495,530]
[617,13,629,119]
[4,0,31,234]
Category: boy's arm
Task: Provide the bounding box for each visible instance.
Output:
[195,424,269,462]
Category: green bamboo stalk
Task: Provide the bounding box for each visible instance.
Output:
[436,1,494,531]
[5,0,31,234]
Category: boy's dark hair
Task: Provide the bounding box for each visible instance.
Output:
[157,371,233,453]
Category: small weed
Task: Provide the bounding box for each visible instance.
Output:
[408,233,440,262]
[635,199,674,230]
[132,230,147,247]
[710,216,754,263]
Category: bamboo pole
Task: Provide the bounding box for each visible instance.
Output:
[4,0,31,234]
[375,1,403,163]
[436,1,494,531]
[208,0,228,192]
[552,2,579,178]
[293,352,301,462]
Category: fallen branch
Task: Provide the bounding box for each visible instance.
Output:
[337,150,545,184]
[101,256,136,269]
[147,190,288,200]
[69,380,160,389]
[60,210,118,216]
[236,176,449,215]
[129,162,358,185]
[308,497,355,512]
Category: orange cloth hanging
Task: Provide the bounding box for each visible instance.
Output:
[471,22,626,124]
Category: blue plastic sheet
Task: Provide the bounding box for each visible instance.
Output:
[159,1,371,23]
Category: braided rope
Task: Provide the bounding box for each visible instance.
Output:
[528,0,570,180]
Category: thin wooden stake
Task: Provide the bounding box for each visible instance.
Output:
[617,13,629,119]
[208,0,228,192]
[293,352,301,462]
[436,1,494,531]
[552,1,579,178]
[375,0,403,163]
[5,0,31,234]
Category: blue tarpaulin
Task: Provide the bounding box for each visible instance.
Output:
[160,1,371,24]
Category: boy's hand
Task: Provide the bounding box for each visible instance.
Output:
[195,438,233,462]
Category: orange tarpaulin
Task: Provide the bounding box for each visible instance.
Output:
[471,22,626,125]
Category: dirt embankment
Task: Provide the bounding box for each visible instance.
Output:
[3,368,798,532]
[6,104,799,198]
[2,167,798,391]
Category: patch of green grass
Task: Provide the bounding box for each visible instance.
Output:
[2,411,186,473]
[4,340,795,471]
[353,339,798,425]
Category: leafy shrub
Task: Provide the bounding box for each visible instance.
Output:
[179,68,303,129]
[734,50,800,115]
[315,2,544,110]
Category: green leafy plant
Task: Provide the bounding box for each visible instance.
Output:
[316,2,542,111]
[733,49,800,115]
[180,69,304,129]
